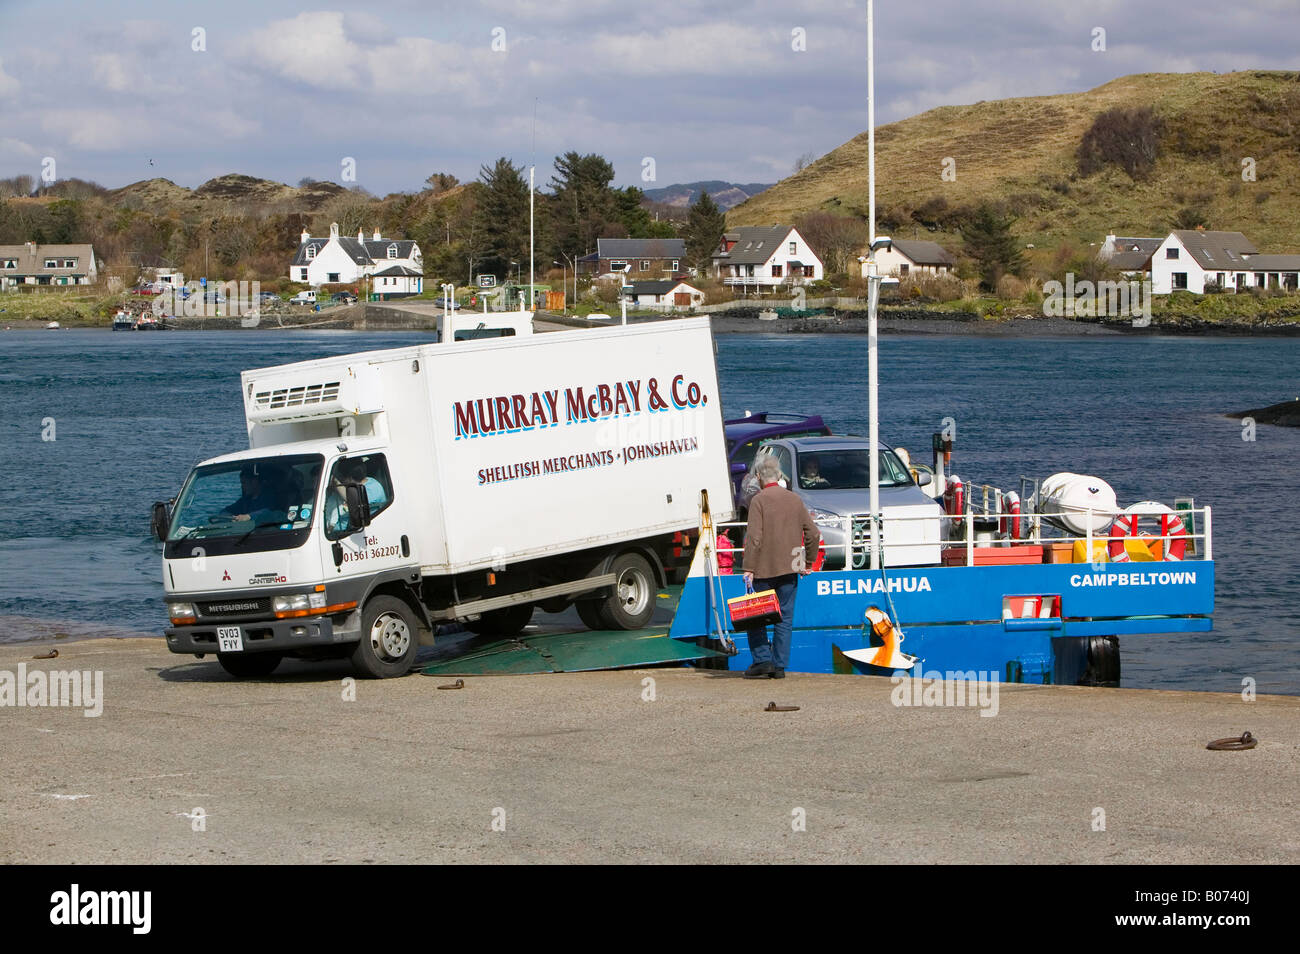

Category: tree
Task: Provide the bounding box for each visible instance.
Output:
[47,199,83,243]
[960,204,1024,291]
[474,157,530,279]
[793,211,868,278]
[615,186,653,238]
[425,172,459,195]
[548,152,617,256]
[684,191,726,270]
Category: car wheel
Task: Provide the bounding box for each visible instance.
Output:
[352,596,419,678]
[217,652,282,678]
[465,603,533,637]
[600,552,656,630]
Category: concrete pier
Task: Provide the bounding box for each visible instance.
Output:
[1,638,1294,864]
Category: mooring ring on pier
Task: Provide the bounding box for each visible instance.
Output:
[1206,731,1256,751]
[765,702,799,712]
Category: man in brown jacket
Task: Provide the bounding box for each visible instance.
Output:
[741,455,821,678]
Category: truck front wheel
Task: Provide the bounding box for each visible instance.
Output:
[352,596,419,678]
[601,552,656,630]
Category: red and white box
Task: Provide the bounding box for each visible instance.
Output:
[727,589,782,629]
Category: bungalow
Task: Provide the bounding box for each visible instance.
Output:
[0,242,98,288]
[371,264,423,299]
[868,239,955,279]
[1098,235,1163,276]
[579,238,685,279]
[619,280,705,311]
[290,223,423,289]
[710,225,823,291]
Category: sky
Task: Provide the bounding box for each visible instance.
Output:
[1,0,1298,195]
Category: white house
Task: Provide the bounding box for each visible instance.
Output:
[868,239,955,279]
[372,265,423,299]
[0,242,98,288]
[710,226,823,291]
[289,224,423,292]
[619,280,705,311]
[1151,230,1258,293]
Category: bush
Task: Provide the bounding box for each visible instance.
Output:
[1077,106,1164,180]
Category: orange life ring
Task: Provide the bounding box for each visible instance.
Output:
[1108,507,1188,563]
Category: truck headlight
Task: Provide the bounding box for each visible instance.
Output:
[168,602,196,624]
[273,594,313,615]
[809,508,844,529]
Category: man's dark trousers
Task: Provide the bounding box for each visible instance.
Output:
[744,573,798,671]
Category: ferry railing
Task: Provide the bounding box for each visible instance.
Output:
[707,506,1212,570]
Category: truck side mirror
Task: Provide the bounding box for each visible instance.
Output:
[151,500,172,541]
[345,484,372,532]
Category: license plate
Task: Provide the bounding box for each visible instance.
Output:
[216,627,244,653]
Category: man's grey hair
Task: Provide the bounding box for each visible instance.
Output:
[754,455,784,485]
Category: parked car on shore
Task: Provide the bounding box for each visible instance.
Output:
[331,291,358,304]
[289,290,317,305]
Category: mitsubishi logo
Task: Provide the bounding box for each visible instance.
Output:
[222,570,231,581]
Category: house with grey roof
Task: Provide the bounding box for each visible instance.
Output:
[870,238,956,279]
[290,223,422,293]
[710,225,823,290]
[618,279,705,311]
[0,242,98,288]
[579,238,685,279]
[1099,235,1163,275]
[1149,230,1300,293]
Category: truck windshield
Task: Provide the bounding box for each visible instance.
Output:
[795,448,912,490]
[167,455,324,543]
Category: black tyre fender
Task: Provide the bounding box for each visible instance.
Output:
[1082,635,1121,687]
[217,652,282,678]
[352,595,419,678]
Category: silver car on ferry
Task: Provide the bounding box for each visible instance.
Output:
[747,436,943,569]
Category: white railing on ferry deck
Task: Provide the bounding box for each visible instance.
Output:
[708,506,1212,570]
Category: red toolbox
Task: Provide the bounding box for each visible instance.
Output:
[727,589,782,628]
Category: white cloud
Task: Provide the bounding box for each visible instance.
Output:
[93,54,133,94]
[0,56,19,97]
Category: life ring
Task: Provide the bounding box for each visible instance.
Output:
[1108,503,1188,563]
[945,475,964,516]
[1002,490,1021,540]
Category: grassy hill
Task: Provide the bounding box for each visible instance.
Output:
[730,71,1300,268]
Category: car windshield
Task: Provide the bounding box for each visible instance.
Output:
[167,454,324,542]
[795,448,912,490]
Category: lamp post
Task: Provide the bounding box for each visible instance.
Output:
[556,251,576,312]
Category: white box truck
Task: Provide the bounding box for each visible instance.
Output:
[154,318,733,678]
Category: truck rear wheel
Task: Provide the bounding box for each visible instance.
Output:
[352,596,418,678]
[217,652,282,678]
[601,552,656,630]
[575,599,609,632]
[466,603,533,637]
